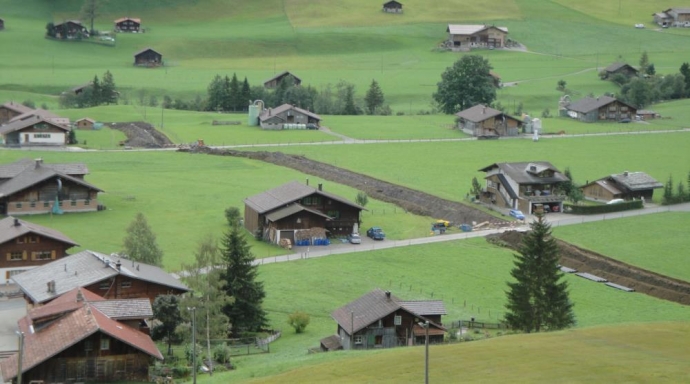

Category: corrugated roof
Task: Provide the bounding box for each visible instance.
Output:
[447,24,508,35]
[609,172,663,191]
[0,158,89,178]
[263,71,302,85]
[455,104,520,124]
[0,165,103,197]
[91,298,153,320]
[244,181,363,214]
[479,162,569,185]
[258,103,321,122]
[565,96,635,114]
[265,203,333,222]
[0,216,78,247]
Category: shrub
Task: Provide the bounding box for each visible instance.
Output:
[224,206,242,228]
[355,191,368,207]
[213,342,232,365]
[172,364,191,378]
[287,311,311,333]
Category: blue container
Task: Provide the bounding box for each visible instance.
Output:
[460,224,472,232]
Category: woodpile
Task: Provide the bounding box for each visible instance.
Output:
[295,227,328,240]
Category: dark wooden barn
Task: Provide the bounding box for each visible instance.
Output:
[133,47,162,67]
[114,17,141,32]
[383,1,403,13]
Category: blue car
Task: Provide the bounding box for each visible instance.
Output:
[509,210,525,220]
[366,227,386,240]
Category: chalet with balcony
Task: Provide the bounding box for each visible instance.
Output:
[0,216,78,285]
[455,104,522,137]
[653,8,690,27]
[257,104,321,130]
[581,171,663,202]
[0,158,102,215]
[479,162,570,215]
[0,288,161,384]
[244,181,365,243]
[12,250,189,307]
[52,20,88,39]
[263,71,302,88]
[563,96,637,123]
[114,17,141,32]
[447,24,508,50]
[383,1,403,13]
[323,289,446,351]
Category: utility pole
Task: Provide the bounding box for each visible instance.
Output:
[188,307,197,384]
[350,311,354,349]
[16,331,24,384]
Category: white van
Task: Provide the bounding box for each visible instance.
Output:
[607,199,625,205]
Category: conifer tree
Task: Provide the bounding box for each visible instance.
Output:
[505,215,575,332]
[364,79,385,115]
[220,225,267,336]
[206,75,224,111]
[229,73,241,111]
[90,75,102,107]
[101,70,118,104]
[122,212,163,267]
[221,75,232,112]
[241,77,251,109]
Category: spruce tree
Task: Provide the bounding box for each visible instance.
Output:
[505,215,575,332]
[364,79,385,115]
[206,75,224,111]
[229,73,241,111]
[122,212,164,266]
[241,77,251,109]
[220,226,267,336]
[221,75,232,112]
[101,70,118,105]
[90,75,102,107]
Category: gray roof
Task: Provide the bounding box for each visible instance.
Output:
[454,104,521,124]
[1,102,34,115]
[319,335,342,351]
[604,62,637,73]
[331,289,446,334]
[264,203,332,222]
[0,115,70,135]
[9,109,64,124]
[258,103,321,122]
[244,181,364,214]
[91,299,153,319]
[12,250,189,304]
[263,71,302,85]
[582,179,622,195]
[0,158,89,179]
[479,162,569,185]
[608,172,663,191]
[0,165,102,197]
[565,96,636,114]
[134,47,161,57]
[447,24,508,35]
[0,216,78,247]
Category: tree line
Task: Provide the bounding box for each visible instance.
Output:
[59,70,118,108]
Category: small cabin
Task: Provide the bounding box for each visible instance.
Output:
[134,48,162,67]
[114,17,141,32]
[75,117,95,130]
[383,1,403,13]
[0,18,5,31]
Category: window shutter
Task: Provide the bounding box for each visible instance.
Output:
[31,252,36,261]
[6,253,10,261]
[22,251,27,260]
[51,250,56,260]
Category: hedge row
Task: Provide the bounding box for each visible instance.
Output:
[565,200,643,215]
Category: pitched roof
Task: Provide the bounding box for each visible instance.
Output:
[244,181,364,214]
[258,103,321,122]
[76,117,96,123]
[134,47,161,57]
[478,162,570,185]
[264,203,333,222]
[0,158,89,179]
[581,179,622,195]
[114,17,141,23]
[0,115,70,135]
[0,288,162,382]
[1,101,34,115]
[0,165,103,197]
[666,8,690,14]
[608,172,663,191]
[399,300,447,316]
[12,250,189,304]
[331,289,447,335]
[91,298,153,320]
[447,24,508,35]
[0,216,78,247]
[565,96,635,114]
[604,62,638,73]
[263,71,302,85]
[383,1,403,6]
[9,108,64,123]
[455,104,520,124]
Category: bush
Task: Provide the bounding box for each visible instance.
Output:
[287,311,310,333]
[22,100,36,109]
[224,206,242,228]
[564,200,642,214]
[172,364,191,378]
[213,342,232,365]
[355,191,368,207]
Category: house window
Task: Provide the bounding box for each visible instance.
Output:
[16,237,25,244]
[70,200,77,206]
[354,335,363,345]
[29,236,38,244]
[58,201,63,207]
[100,337,110,350]
[16,203,22,209]
[303,197,320,206]
[394,315,402,325]
[85,200,90,205]
[375,335,383,345]
[327,210,340,219]
[30,202,36,208]
[99,281,111,290]
[9,252,23,261]
[84,340,93,351]
[121,280,132,289]
[32,251,52,260]
[43,202,50,208]
[9,270,26,277]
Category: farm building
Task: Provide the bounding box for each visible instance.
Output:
[446,24,508,50]
[258,103,321,129]
[263,71,302,88]
[12,250,189,307]
[489,71,502,87]
[0,101,34,124]
[244,180,365,243]
[478,162,570,215]
[382,1,403,13]
[0,287,162,384]
[114,17,141,32]
[0,216,78,285]
[455,104,522,138]
[133,47,162,66]
[563,96,637,123]
[52,20,88,38]
[0,114,70,146]
[636,110,660,120]
[0,17,5,30]
[581,171,663,202]
[601,62,639,79]
[71,81,93,95]
[75,117,96,130]
[0,158,102,216]
[324,289,446,351]
[653,8,690,27]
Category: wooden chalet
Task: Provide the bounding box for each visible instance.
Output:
[447,24,508,50]
[71,81,93,95]
[258,103,321,129]
[0,111,71,146]
[653,8,690,27]
[383,1,403,13]
[263,71,302,88]
[601,62,639,79]
[53,20,88,39]
[478,162,570,214]
[0,158,102,215]
[455,104,522,138]
[581,171,663,202]
[0,101,34,124]
[12,250,189,307]
[324,289,447,351]
[114,17,141,32]
[0,216,78,285]
[75,117,96,130]
[133,47,162,67]
[564,96,637,123]
[0,288,162,384]
[244,181,365,243]
[0,17,4,31]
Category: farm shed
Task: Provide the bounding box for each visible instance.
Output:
[0,17,5,30]
[263,71,302,88]
[114,17,141,32]
[133,47,162,66]
[563,96,637,123]
[581,171,663,202]
[244,180,365,243]
[75,117,96,130]
[446,24,508,50]
[326,289,446,351]
[53,20,88,38]
[601,62,638,79]
[0,287,162,384]
[0,216,78,285]
[455,104,522,138]
[382,1,403,13]
[257,104,321,129]
[479,162,569,215]
[636,110,659,120]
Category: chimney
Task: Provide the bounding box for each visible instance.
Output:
[35,158,43,168]
[268,108,272,116]
[482,106,486,114]
[385,291,391,299]
[318,183,323,191]
[306,178,309,186]
[76,290,84,302]
[623,171,629,177]
[116,260,122,271]
[13,218,20,227]
[136,264,140,271]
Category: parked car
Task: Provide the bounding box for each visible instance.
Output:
[509,209,525,220]
[634,24,645,29]
[366,227,385,240]
[618,118,632,123]
[306,123,319,130]
[347,233,361,244]
[607,198,625,205]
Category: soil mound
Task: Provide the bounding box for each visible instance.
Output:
[105,121,173,148]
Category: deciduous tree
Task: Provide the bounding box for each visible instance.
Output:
[433,55,496,114]
[122,212,163,267]
[152,294,183,356]
[80,0,103,35]
[505,215,575,332]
